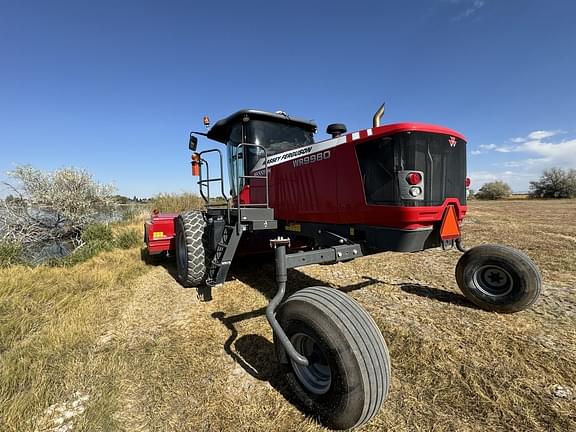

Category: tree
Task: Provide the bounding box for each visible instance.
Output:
[475,181,512,200]
[529,167,576,199]
[112,194,130,204]
[0,165,116,247]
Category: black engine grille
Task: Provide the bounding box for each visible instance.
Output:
[355,131,467,206]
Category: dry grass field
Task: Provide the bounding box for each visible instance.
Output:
[1,200,575,431]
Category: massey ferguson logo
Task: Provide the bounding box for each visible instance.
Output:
[448,136,457,147]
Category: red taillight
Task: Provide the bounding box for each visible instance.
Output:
[239,184,251,204]
[406,172,422,185]
[465,177,471,188]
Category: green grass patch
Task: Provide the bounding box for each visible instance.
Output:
[114,229,141,249]
[0,241,24,268]
[55,241,113,267]
[47,224,142,267]
[82,223,114,243]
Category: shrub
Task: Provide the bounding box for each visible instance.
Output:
[0,240,24,267]
[82,224,114,243]
[475,181,512,200]
[529,167,576,199]
[115,229,141,249]
[1,165,116,254]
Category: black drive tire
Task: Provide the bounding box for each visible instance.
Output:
[275,286,391,430]
[455,244,542,313]
[175,211,207,287]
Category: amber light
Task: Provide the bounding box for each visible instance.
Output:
[191,153,201,176]
[406,172,422,185]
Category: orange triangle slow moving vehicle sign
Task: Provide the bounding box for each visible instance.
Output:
[440,205,461,240]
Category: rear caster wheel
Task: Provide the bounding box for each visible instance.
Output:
[456,244,542,313]
[275,286,390,430]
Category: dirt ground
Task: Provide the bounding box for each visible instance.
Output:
[4,200,575,431]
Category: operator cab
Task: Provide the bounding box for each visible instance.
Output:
[207,109,317,196]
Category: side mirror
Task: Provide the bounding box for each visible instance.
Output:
[189,134,198,151]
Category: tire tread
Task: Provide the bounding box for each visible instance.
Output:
[176,211,206,286]
[284,286,390,429]
[455,243,542,312]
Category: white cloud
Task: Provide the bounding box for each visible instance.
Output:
[468,169,536,193]
[470,129,576,191]
[468,170,498,183]
[503,161,523,168]
[527,130,562,140]
[478,143,515,153]
[477,130,576,168]
[471,150,482,155]
[521,138,576,164]
[480,144,497,150]
[452,0,485,21]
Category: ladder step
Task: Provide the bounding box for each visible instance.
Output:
[207,261,232,287]
[205,223,243,287]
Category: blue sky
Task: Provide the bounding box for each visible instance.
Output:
[1,0,574,196]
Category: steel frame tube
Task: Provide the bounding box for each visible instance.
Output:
[266,241,309,367]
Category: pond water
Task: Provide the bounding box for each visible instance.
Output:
[26,240,75,264]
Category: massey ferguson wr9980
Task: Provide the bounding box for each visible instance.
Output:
[144,105,541,430]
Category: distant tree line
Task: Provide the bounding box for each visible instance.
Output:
[473,167,576,200]
[112,195,150,204]
[3,193,151,206]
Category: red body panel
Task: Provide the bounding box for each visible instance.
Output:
[144,213,178,254]
[146,123,468,256]
[251,122,467,230]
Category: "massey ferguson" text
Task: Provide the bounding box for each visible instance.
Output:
[266,146,313,165]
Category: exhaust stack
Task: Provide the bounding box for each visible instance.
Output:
[372,103,386,128]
